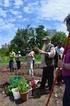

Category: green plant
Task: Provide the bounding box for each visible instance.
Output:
[18,79,29,93]
[5,84,14,95]
[5,76,24,95]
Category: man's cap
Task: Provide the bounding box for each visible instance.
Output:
[42,36,51,41]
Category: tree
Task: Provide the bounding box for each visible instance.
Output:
[10,28,29,55]
[51,31,66,46]
[9,25,48,55]
[35,25,48,48]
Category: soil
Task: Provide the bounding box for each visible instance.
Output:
[0,63,64,106]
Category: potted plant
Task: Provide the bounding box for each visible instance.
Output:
[5,76,23,95]
[18,78,29,102]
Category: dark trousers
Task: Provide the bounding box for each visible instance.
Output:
[63,77,70,106]
[9,60,14,71]
[16,60,21,69]
[40,66,54,90]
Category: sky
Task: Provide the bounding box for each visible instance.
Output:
[0,0,70,48]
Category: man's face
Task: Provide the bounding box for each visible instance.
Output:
[66,23,70,32]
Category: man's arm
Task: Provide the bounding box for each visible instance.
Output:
[35,46,55,57]
[36,48,48,56]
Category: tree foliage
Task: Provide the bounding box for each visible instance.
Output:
[51,31,66,46]
[35,25,48,48]
[10,25,48,55]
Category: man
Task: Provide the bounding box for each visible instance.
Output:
[37,36,56,91]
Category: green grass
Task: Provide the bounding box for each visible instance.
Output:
[0,56,9,65]
[35,54,41,62]
[0,54,41,66]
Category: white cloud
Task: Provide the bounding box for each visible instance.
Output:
[10,9,23,19]
[3,0,9,7]
[3,0,23,8]
[0,18,17,32]
[8,18,16,23]
[0,8,7,17]
[14,0,23,6]
[17,15,23,18]
[38,0,70,22]
[0,19,15,31]
[0,18,6,26]
[4,22,16,29]
[10,10,20,15]
[14,0,23,8]
[24,5,33,13]
[23,2,40,14]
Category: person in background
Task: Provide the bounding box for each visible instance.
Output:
[27,50,35,77]
[58,14,70,106]
[55,42,64,84]
[16,51,21,70]
[9,51,16,71]
[36,36,56,91]
[55,42,64,59]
